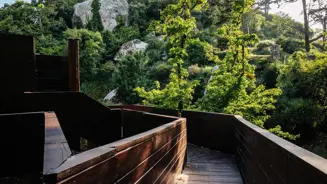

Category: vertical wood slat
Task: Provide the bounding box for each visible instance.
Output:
[43,112,72,175]
[68,39,80,92]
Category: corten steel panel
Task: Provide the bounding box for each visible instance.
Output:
[35,55,69,91]
[43,113,186,184]
[0,112,45,177]
[68,39,80,92]
[0,34,35,102]
[23,92,122,149]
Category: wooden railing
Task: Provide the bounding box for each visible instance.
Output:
[0,93,186,184]
[46,113,186,184]
[109,105,327,184]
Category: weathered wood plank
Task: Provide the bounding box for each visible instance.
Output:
[116,131,186,183]
[43,112,72,175]
[176,144,243,184]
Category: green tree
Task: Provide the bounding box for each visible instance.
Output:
[87,0,103,31]
[43,0,85,28]
[113,52,152,104]
[197,0,298,140]
[0,1,66,37]
[135,0,215,113]
[36,34,66,55]
[64,28,104,82]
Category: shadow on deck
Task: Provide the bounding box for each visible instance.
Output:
[177,144,243,184]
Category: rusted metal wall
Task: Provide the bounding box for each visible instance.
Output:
[35,55,69,91]
[0,34,36,99]
[0,34,79,95]
[21,92,122,150]
[0,112,45,178]
[35,39,79,92]
[45,111,186,184]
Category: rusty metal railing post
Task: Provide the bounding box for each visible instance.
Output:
[68,39,80,92]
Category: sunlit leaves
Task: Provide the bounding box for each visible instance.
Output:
[136,0,209,111]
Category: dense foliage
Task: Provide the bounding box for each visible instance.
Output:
[135,0,210,112]
[1,0,327,157]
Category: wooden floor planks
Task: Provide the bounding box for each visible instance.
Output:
[176,144,243,184]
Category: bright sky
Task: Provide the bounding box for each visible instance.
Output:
[271,1,322,29]
[0,0,322,29]
[0,0,29,7]
[271,1,303,23]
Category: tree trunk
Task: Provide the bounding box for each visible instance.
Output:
[323,9,327,48]
[264,1,270,19]
[302,0,311,52]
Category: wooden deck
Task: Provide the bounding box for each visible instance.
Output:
[176,144,243,184]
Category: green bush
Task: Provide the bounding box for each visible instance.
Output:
[144,35,167,65]
[64,28,104,82]
[149,62,172,86]
[112,52,152,104]
[81,62,115,101]
[275,50,327,144]
[188,64,202,76]
[278,51,327,101]
[256,40,275,50]
[276,37,304,54]
[268,98,325,142]
[36,35,66,56]
[304,133,327,159]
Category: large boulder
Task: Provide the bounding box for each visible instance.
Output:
[73,0,129,31]
[73,0,94,26]
[99,0,129,31]
[114,39,149,61]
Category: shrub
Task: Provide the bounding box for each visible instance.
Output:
[276,37,304,54]
[188,64,202,76]
[149,62,172,86]
[112,52,152,104]
[268,98,325,142]
[256,40,275,50]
